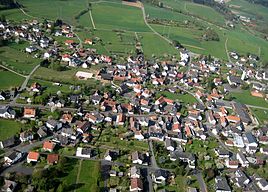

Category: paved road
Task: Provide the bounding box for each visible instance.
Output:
[195,172,208,192]
[148,140,158,170]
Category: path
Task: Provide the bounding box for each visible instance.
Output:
[195,172,208,192]
[70,26,83,48]
[89,10,96,30]
[225,38,231,63]
[0,64,26,78]
[74,159,83,192]
[148,140,159,170]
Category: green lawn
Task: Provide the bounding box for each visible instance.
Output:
[0,119,22,141]
[0,43,41,75]
[92,2,150,32]
[231,90,268,108]
[158,91,197,104]
[0,70,24,90]
[251,108,268,125]
[61,158,79,188]
[76,160,101,192]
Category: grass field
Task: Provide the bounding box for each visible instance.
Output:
[0,42,41,75]
[76,160,101,192]
[231,90,268,108]
[159,91,197,104]
[251,108,268,125]
[0,70,24,90]
[61,158,79,189]
[139,33,178,58]
[0,119,22,141]
[92,2,149,32]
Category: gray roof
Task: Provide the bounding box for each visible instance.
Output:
[215,176,231,191]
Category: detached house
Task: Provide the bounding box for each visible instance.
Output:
[46,119,62,131]
[43,141,56,152]
[23,107,36,118]
[20,131,34,142]
[0,106,16,119]
[131,151,149,165]
[130,178,143,192]
[215,176,231,192]
[27,151,40,163]
[4,151,22,166]
[152,169,169,184]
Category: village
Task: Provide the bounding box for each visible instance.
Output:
[0,16,268,192]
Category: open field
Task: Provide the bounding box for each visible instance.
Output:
[158,91,197,104]
[139,33,178,58]
[0,70,24,90]
[76,160,101,192]
[92,2,149,32]
[0,42,41,75]
[231,90,268,108]
[0,119,22,141]
[251,108,268,125]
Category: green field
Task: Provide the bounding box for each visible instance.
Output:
[139,33,178,58]
[76,160,101,192]
[159,91,197,104]
[92,2,149,32]
[0,43,41,75]
[0,70,24,90]
[0,119,22,141]
[251,108,268,124]
[231,90,268,108]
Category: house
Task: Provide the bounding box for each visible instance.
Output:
[46,120,62,131]
[215,148,230,158]
[131,151,149,165]
[165,138,176,151]
[257,179,268,191]
[152,169,168,184]
[0,137,16,149]
[232,102,252,125]
[170,150,195,168]
[104,150,119,161]
[0,106,16,119]
[1,179,17,192]
[130,178,143,191]
[4,151,22,166]
[225,159,239,169]
[23,108,36,118]
[37,127,47,138]
[47,154,59,164]
[27,151,40,163]
[215,176,231,192]
[227,76,243,86]
[25,46,37,53]
[20,131,34,142]
[43,141,56,152]
[0,91,7,100]
[30,82,41,92]
[115,113,125,126]
[60,113,73,124]
[237,152,249,168]
[234,169,250,188]
[76,147,92,158]
[76,121,90,133]
[130,166,141,179]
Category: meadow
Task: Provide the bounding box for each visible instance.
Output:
[0,119,22,140]
[76,160,101,192]
[0,42,41,75]
[0,70,25,90]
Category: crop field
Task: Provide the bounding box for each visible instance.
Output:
[0,70,25,90]
[0,42,41,75]
[91,2,149,32]
[0,119,22,141]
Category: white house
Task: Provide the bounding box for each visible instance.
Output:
[4,151,22,166]
[76,147,92,158]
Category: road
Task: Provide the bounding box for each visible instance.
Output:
[148,140,158,170]
[195,172,208,192]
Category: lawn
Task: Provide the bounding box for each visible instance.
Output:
[0,42,41,75]
[159,91,197,104]
[251,108,268,125]
[32,67,100,85]
[92,2,150,32]
[0,70,24,90]
[139,33,178,58]
[0,119,22,141]
[76,160,101,192]
[231,90,268,108]
[61,158,79,188]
